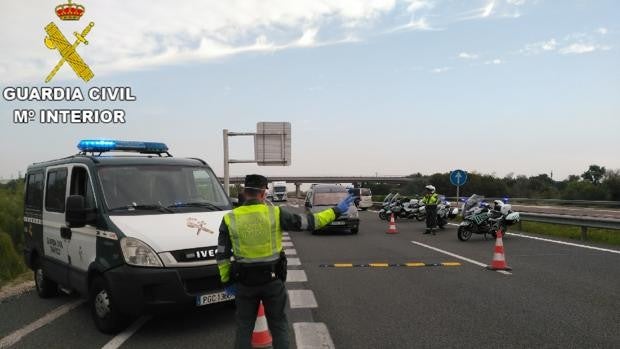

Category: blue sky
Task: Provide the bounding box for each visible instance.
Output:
[1,0,619,180]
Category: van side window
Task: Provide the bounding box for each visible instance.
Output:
[45,168,68,212]
[25,172,44,209]
[70,167,96,209]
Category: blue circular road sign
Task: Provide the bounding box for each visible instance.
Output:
[450,169,468,186]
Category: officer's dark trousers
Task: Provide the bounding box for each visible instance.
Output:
[425,205,438,230]
[235,280,289,349]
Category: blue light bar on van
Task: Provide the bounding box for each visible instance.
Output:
[77,139,169,153]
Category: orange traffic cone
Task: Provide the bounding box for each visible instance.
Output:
[486,229,511,271]
[386,213,398,234]
[251,301,272,348]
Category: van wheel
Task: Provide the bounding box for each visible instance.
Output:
[351,228,359,234]
[90,276,128,334]
[34,262,58,298]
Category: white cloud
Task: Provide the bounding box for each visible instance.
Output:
[388,17,434,32]
[559,43,611,55]
[522,30,612,57]
[458,52,479,59]
[0,0,411,82]
[404,0,434,13]
[521,38,557,54]
[597,27,608,35]
[485,58,503,64]
[431,66,451,73]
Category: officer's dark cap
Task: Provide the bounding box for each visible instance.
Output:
[244,174,268,190]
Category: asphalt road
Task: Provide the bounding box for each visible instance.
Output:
[1,199,619,348]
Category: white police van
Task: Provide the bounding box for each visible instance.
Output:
[22,140,234,333]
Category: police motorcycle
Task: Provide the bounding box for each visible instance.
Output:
[457,195,520,241]
[379,193,403,220]
[402,198,426,221]
[436,198,459,229]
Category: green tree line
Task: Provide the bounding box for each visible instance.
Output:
[364,165,620,200]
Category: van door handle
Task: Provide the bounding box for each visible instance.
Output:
[60,227,72,240]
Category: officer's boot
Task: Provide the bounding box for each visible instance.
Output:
[424,228,431,235]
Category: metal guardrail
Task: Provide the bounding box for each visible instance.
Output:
[517,212,620,240]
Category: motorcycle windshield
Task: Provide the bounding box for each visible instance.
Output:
[383,193,394,203]
[464,194,484,211]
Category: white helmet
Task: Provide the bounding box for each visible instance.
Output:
[425,185,436,193]
[493,200,504,211]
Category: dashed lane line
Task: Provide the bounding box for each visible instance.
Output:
[411,240,512,275]
[101,316,151,349]
[0,300,84,349]
[283,232,336,348]
[288,257,301,266]
[293,322,335,349]
[286,270,308,283]
[284,248,297,256]
[288,290,318,309]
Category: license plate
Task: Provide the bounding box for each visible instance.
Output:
[331,221,346,226]
[196,291,234,306]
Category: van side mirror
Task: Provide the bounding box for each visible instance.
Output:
[66,195,89,228]
[230,197,241,208]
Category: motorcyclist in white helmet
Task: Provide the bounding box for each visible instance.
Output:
[420,185,440,234]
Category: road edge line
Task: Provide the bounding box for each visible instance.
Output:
[506,232,620,254]
[0,300,84,349]
[101,316,151,349]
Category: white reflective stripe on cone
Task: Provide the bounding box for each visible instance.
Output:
[493,253,505,261]
[254,314,269,333]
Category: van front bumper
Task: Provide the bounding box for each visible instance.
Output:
[105,263,226,316]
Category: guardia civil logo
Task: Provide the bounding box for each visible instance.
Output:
[44,0,95,83]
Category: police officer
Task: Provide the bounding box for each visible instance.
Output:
[420,184,440,235]
[217,175,354,349]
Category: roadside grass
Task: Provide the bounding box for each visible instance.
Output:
[519,221,620,246]
[0,271,32,290]
[0,232,28,287]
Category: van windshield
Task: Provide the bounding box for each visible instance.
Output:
[98,165,230,213]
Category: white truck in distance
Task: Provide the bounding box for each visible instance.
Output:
[270,181,288,202]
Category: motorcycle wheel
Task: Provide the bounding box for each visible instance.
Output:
[457,226,472,241]
[379,211,387,220]
[415,215,425,222]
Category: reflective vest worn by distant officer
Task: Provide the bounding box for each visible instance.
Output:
[421,193,440,206]
[217,202,337,284]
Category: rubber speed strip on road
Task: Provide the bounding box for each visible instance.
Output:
[319,262,462,268]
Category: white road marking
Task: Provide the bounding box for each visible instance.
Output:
[286,270,308,283]
[283,241,294,247]
[0,300,84,349]
[506,232,620,255]
[449,222,620,254]
[101,316,151,349]
[284,248,297,256]
[410,241,512,275]
[288,257,301,266]
[282,236,292,241]
[293,322,335,349]
[288,290,318,308]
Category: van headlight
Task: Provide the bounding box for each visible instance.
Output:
[120,237,163,267]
